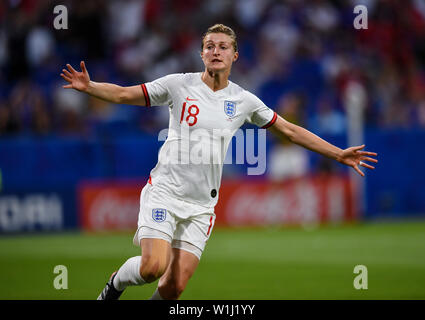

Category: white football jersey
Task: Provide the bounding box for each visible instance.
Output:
[141,72,277,215]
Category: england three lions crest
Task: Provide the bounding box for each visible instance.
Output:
[152,208,167,222]
[224,101,237,118]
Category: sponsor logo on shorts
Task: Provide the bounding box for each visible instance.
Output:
[152,208,167,222]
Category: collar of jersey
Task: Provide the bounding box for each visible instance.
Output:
[198,72,231,98]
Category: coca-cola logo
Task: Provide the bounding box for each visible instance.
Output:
[88,190,139,230]
[223,179,344,226]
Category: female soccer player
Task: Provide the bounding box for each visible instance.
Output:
[61,24,378,300]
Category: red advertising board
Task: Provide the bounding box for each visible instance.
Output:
[79,180,145,231]
[78,175,355,231]
[215,175,355,226]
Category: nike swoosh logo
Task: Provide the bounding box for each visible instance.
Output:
[186,97,198,101]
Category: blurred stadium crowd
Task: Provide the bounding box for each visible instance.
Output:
[0,0,425,138]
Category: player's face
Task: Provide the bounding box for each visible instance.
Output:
[201,33,238,73]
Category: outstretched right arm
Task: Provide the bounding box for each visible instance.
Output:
[60,61,147,106]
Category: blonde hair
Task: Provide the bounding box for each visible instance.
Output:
[201,24,238,52]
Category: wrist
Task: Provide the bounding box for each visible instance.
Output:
[84,81,93,94]
[85,81,95,94]
[335,148,344,163]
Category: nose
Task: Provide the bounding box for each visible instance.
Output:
[213,46,220,55]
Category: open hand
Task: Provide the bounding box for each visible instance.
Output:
[337,144,378,177]
[61,61,90,92]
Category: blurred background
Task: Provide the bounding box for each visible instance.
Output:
[0,0,424,299]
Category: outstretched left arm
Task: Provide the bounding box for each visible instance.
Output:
[268,114,378,177]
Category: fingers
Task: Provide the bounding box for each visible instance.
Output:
[60,73,72,82]
[358,151,378,157]
[353,164,365,177]
[346,145,377,176]
[80,61,87,74]
[352,144,365,151]
[361,156,378,163]
[62,68,72,78]
[62,84,72,89]
[359,161,375,170]
[352,145,378,157]
[66,63,77,74]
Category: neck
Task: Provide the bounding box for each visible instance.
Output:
[201,69,229,92]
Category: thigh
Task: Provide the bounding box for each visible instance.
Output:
[158,247,200,299]
[139,238,172,280]
[140,237,171,263]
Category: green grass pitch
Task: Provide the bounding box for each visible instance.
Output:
[1,220,424,299]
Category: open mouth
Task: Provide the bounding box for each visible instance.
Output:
[212,59,222,63]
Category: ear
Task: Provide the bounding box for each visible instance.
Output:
[233,51,239,62]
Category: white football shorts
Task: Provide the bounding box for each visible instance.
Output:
[133,182,216,260]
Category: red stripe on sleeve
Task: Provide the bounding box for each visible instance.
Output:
[141,84,151,107]
[261,112,277,129]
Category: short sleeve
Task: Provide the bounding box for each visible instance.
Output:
[141,74,180,107]
[245,92,277,128]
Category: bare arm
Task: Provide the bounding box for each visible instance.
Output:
[60,61,147,106]
[269,115,378,176]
